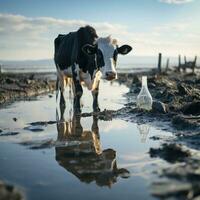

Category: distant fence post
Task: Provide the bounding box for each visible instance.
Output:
[165,58,169,71]
[178,55,181,67]
[158,53,162,74]
[178,55,181,72]
[184,56,187,64]
[0,65,2,74]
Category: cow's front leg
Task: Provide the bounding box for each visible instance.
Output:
[92,81,100,112]
[72,64,83,114]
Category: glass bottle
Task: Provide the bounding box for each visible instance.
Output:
[136,76,153,111]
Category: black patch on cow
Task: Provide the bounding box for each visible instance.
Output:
[113,49,118,62]
[82,44,97,55]
[96,49,105,69]
[54,25,98,76]
[117,45,132,55]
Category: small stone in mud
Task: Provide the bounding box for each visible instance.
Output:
[180,101,200,116]
[81,109,114,119]
[25,79,32,84]
[150,135,175,142]
[20,139,55,149]
[149,143,191,163]
[13,117,17,122]
[152,100,168,114]
[48,94,53,98]
[150,136,161,140]
[29,74,35,80]
[148,82,156,89]
[131,75,140,84]
[47,121,57,125]
[98,109,114,121]
[29,120,56,126]
[172,115,200,130]
[130,86,140,94]
[0,132,19,136]
[177,83,191,95]
[5,78,15,84]
[24,126,44,132]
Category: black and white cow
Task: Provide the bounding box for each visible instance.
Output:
[54,25,132,113]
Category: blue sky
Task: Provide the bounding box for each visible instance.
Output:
[0,0,199,60]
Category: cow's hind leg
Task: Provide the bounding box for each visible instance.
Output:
[59,74,66,108]
[92,80,100,112]
[56,76,59,101]
[72,64,83,114]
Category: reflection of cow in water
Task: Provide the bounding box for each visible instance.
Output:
[55,107,129,187]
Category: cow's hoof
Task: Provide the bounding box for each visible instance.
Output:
[93,107,101,113]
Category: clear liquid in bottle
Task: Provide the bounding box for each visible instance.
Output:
[136,76,153,111]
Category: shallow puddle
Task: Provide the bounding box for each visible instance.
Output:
[0,81,173,200]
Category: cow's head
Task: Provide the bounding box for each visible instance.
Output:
[82,36,132,81]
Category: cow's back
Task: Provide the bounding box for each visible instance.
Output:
[54,32,78,70]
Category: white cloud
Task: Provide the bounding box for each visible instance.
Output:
[159,0,194,4]
[0,13,199,60]
[154,23,189,32]
[0,13,128,59]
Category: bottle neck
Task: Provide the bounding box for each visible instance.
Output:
[142,76,147,87]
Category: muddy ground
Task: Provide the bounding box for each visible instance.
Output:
[0,69,200,200]
[117,69,200,131]
[116,69,200,200]
[0,73,56,106]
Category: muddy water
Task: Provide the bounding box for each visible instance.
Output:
[0,81,173,200]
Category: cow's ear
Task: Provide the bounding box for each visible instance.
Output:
[82,44,97,55]
[117,45,132,55]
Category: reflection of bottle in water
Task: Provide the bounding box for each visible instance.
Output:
[137,124,150,143]
[136,76,152,111]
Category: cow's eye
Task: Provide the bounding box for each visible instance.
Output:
[113,50,118,62]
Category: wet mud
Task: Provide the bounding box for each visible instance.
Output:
[0,73,55,106]
[0,69,200,200]
[117,70,200,199]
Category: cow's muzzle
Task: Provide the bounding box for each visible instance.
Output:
[105,71,116,81]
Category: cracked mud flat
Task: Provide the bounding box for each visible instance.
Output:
[0,71,200,200]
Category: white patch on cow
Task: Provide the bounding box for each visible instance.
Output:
[62,67,72,77]
[57,64,101,92]
[75,64,80,81]
[80,71,92,90]
[58,64,80,81]
[92,70,102,90]
[97,36,117,79]
[80,70,102,91]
